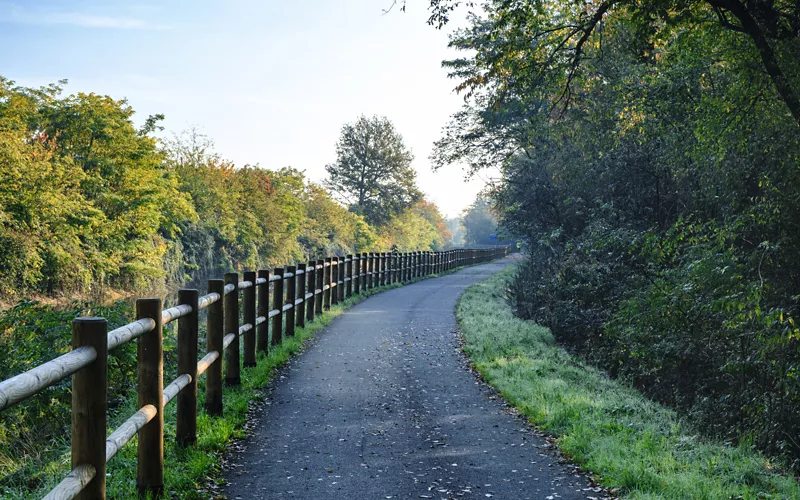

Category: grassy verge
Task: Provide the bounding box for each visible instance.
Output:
[457,264,800,499]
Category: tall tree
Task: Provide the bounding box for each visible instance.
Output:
[461,196,499,245]
[325,115,421,225]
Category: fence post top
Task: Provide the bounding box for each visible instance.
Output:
[73,316,107,324]
[298,262,306,268]
[287,265,296,270]
[274,266,285,274]
[136,297,162,305]
[243,270,255,277]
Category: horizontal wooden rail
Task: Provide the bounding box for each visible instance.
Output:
[0,245,510,499]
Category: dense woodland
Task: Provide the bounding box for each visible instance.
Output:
[429,0,800,469]
[0,78,456,301]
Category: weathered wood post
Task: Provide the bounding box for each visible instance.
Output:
[331,258,339,306]
[382,253,388,285]
[365,253,371,289]
[338,256,345,302]
[286,266,296,337]
[315,259,324,314]
[353,254,361,294]
[306,262,316,323]
[177,289,199,447]
[224,273,240,386]
[242,271,256,368]
[257,270,270,354]
[346,254,353,297]
[136,298,164,498]
[323,258,332,310]
[206,279,224,416]
[272,267,284,346]
[72,317,108,500]
[297,263,306,328]
[399,253,404,281]
[371,253,377,289]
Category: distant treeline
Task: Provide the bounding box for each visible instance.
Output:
[0,78,452,299]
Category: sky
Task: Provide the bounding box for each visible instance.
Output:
[0,0,487,218]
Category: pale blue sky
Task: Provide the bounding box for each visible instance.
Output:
[0,0,487,217]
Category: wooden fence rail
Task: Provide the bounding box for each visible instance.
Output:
[0,246,509,499]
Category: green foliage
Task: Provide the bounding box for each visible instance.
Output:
[432,0,800,471]
[461,196,499,245]
[459,265,800,499]
[0,300,134,493]
[0,89,452,298]
[325,115,422,226]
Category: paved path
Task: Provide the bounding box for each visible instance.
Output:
[224,257,594,499]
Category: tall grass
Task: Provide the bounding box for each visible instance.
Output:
[457,264,800,499]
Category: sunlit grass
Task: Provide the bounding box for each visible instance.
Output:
[457,264,800,499]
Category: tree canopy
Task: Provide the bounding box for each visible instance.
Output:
[325,115,422,226]
[428,0,800,470]
[0,81,451,299]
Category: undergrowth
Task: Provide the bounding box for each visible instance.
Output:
[457,264,800,499]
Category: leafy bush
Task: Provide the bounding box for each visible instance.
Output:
[0,300,135,492]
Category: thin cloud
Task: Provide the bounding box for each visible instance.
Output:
[1,3,170,30]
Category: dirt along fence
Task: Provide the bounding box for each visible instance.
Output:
[0,247,508,499]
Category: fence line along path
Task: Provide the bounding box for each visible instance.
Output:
[0,247,508,499]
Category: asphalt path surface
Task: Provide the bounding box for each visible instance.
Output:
[224,257,596,499]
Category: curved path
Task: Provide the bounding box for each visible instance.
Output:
[224,257,593,499]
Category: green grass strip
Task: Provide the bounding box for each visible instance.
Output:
[457,264,800,499]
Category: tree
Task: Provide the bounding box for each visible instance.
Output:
[325,115,422,225]
[425,0,800,127]
[461,197,498,245]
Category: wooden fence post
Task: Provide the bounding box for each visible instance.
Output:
[242,271,256,367]
[177,289,199,447]
[72,317,107,500]
[224,273,240,386]
[338,256,345,302]
[376,253,383,286]
[346,255,353,297]
[272,267,284,345]
[306,262,316,323]
[286,266,296,337]
[297,263,306,328]
[136,298,164,498]
[331,258,339,306]
[315,259,324,314]
[324,258,332,310]
[206,280,224,416]
[365,253,371,289]
[370,253,377,289]
[382,253,388,285]
[257,270,270,354]
[353,254,361,294]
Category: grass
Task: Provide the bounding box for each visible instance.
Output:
[457,264,800,499]
[1,271,454,499]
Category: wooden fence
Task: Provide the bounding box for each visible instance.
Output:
[0,247,508,499]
